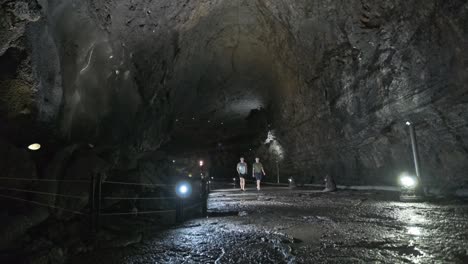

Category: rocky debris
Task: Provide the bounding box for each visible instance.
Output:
[95,230,143,249]
[238,210,248,216]
[29,246,67,264]
[0,207,49,250]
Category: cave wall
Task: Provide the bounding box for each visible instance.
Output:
[264,0,468,189]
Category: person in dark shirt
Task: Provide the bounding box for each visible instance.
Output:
[252,157,266,191]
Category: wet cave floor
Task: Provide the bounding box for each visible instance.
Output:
[69,187,468,263]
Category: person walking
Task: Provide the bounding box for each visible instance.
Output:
[236,157,248,191]
[252,157,266,191]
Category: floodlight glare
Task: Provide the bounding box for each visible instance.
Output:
[175,181,192,198]
[406,121,411,126]
[28,143,41,151]
[399,174,417,189]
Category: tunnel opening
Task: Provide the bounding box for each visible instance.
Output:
[1,0,468,262]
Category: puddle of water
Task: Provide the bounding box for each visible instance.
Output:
[349,241,423,256]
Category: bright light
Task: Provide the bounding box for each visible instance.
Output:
[175,181,192,198]
[406,121,411,126]
[407,226,422,236]
[288,178,292,182]
[400,174,417,188]
[199,160,204,167]
[188,173,192,178]
[172,160,176,163]
[28,143,41,151]
[179,185,188,194]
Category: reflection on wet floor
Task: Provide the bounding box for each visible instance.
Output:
[69,187,468,263]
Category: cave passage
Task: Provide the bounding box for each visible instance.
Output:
[0,0,467,263]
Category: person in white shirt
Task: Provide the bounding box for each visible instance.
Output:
[236,157,248,191]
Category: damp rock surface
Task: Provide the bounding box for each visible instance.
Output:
[68,187,468,263]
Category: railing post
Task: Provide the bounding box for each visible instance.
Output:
[175,197,184,223]
[276,160,280,184]
[89,173,96,233]
[96,172,102,231]
[201,178,208,217]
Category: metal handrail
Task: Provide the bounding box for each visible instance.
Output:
[103,196,176,200]
[102,180,175,187]
[0,187,87,199]
[0,177,90,183]
[0,174,209,229]
[0,193,88,215]
[100,209,176,216]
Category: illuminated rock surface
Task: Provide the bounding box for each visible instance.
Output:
[1,0,467,187]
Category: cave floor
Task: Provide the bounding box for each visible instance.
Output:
[68,187,468,264]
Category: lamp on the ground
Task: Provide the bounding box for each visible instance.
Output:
[288,177,296,189]
[175,181,192,198]
[399,172,423,201]
[175,181,192,223]
[400,174,417,189]
[401,120,425,201]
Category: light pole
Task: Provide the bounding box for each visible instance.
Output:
[403,121,425,199]
[406,121,421,183]
[175,181,192,223]
[276,160,280,184]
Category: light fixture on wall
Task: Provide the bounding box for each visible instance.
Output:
[28,143,41,151]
